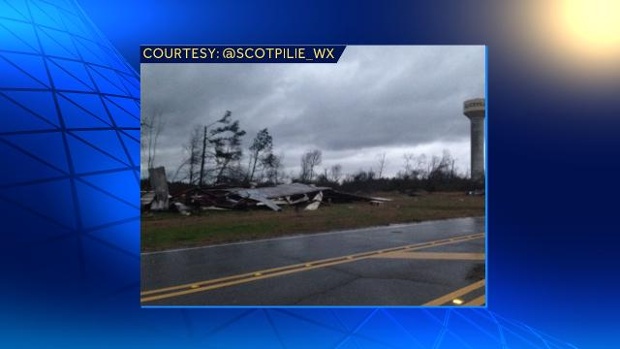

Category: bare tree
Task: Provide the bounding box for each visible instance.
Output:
[300,158,310,182]
[141,107,165,171]
[428,150,455,180]
[199,124,209,186]
[329,164,343,183]
[178,125,201,184]
[402,153,414,178]
[376,152,388,178]
[427,155,441,178]
[300,149,322,182]
[415,154,428,179]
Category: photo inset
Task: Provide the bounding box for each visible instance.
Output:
[140,46,486,306]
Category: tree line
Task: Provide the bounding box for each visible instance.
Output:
[142,110,483,192]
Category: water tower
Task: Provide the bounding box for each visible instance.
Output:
[463,98,485,182]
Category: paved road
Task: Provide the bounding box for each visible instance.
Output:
[141,217,485,306]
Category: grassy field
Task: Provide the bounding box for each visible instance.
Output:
[141,191,484,252]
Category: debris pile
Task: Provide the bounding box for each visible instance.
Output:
[142,182,391,214]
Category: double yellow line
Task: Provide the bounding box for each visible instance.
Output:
[142,232,484,303]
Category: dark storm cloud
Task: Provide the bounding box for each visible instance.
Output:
[141,46,484,178]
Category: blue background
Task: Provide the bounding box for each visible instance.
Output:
[1,0,617,348]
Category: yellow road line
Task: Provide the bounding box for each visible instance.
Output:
[142,232,484,303]
[423,279,485,306]
[466,295,485,306]
[371,252,485,260]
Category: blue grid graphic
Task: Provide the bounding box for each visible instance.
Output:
[0,0,578,347]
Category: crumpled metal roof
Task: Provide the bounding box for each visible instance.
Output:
[231,183,330,199]
[225,183,329,211]
[169,183,390,213]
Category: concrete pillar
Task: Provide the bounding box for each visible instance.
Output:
[463,99,485,182]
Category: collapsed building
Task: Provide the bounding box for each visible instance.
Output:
[142,182,390,214]
[141,166,390,214]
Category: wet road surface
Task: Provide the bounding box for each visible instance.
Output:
[141,217,485,306]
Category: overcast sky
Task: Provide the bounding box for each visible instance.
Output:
[141,46,485,181]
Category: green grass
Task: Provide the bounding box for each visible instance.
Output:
[142,192,484,251]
